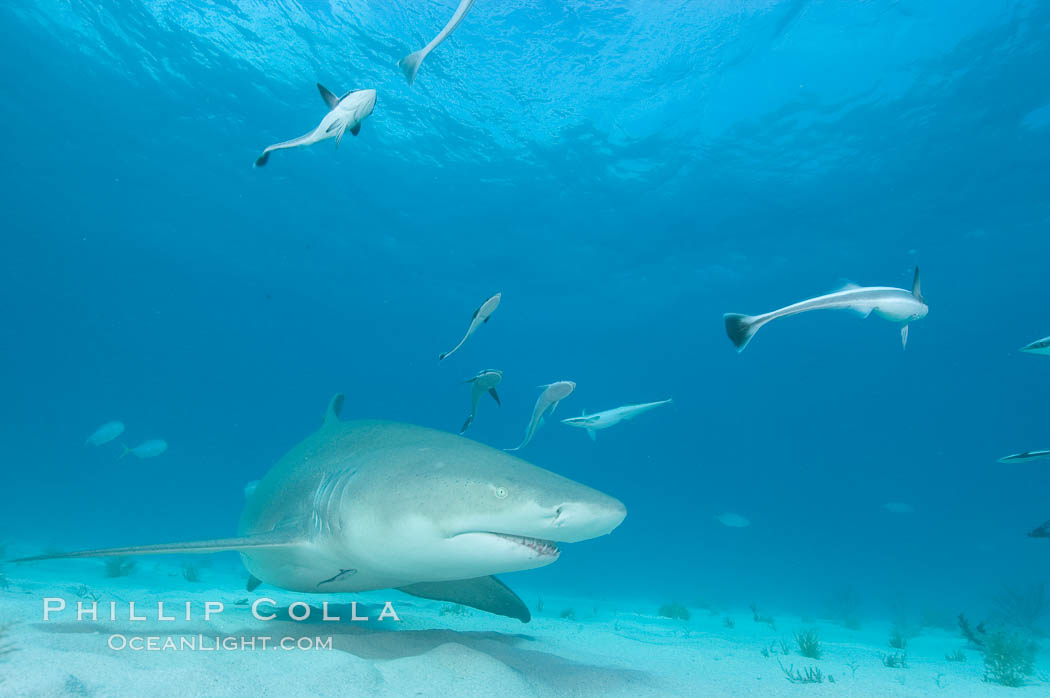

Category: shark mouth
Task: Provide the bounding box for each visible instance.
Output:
[488,533,560,557]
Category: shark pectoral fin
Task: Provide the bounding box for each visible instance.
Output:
[246,575,263,592]
[12,529,303,563]
[398,576,530,622]
[488,388,501,406]
[587,428,597,443]
[322,394,345,428]
[317,83,340,110]
[901,324,909,349]
[350,123,361,136]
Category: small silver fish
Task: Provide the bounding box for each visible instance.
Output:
[120,439,168,459]
[715,513,751,528]
[86,421,125,447]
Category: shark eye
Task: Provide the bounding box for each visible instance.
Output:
[494,486,508,499]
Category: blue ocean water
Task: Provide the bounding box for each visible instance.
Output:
[1,0,1049,659]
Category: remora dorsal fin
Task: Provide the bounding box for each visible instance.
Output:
[323,394,345,427]
[12,530,301,563]
[398,576,530,622]
[317,83,339,110]
[912,266,923,301]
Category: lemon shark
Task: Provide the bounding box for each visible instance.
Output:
[254,84,376,167]
[14,395,626,622]
[724,268,928,352]
[460,369,502,434]
[561,399,672,442]
[399,0,476,86]
[439,293,500,361]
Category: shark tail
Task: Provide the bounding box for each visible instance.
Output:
[724,313,765,352]
[398,49,427,86]
[10,530,300,563]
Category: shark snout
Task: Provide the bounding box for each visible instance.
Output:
[548,496,626,543]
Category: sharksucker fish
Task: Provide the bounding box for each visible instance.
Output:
[399,0,476,86]
[439,293,500,361]
[998,450,1050,464]
[561,399,672,442]
[460,369,502,434]
[724,267,928,352]
[508,381,576,451]
[14,395,626,622]
[254,84,376,167]
[1020,336,1050,355]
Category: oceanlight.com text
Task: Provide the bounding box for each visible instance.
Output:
[107,634,334,652]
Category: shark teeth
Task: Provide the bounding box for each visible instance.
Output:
[492,534,560,557]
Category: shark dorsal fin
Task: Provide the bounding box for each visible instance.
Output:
[323,394,345,427]
[317,83,339,110]
[912,266,923,301]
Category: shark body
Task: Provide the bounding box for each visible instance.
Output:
[14,395,625,622]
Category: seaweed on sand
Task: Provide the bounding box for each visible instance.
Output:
[888,625,909,650]
[882,652,908,669]
[958,613,986,648]
[103,557,136,578]
[982,629,1037,687]
[778,660,827,684]
[559,608,576,621]
[658,602,690,621]
[749,602,776,629]
[181,562,201,583]
[794,628,822,659]
[990,583,1050,636]
[828,586,862,629]
[0,623,17,686]
[945,649,967,662]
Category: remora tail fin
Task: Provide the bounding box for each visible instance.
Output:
[11,530,300,563]
[398,50,427,86]
[724,313,763,352]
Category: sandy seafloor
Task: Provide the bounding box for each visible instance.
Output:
[0,548,1047,697]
